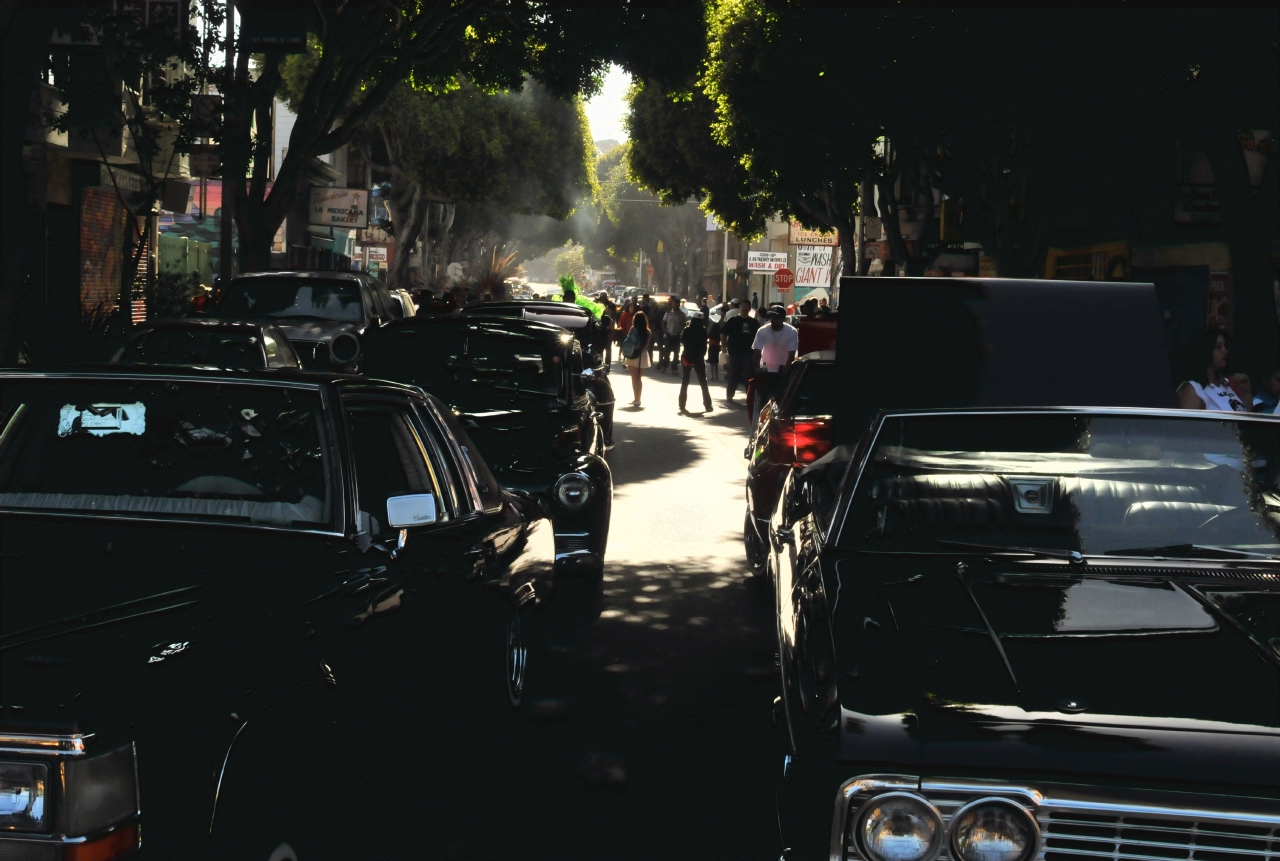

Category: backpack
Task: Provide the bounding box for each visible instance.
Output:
[621,329,642,360]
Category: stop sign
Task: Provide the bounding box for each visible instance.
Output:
[773,268,794,290]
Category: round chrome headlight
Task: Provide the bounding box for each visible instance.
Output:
[950,799,1039,861]
[857,792,944,861]
[554,473,592,511]
[331,333,361,364]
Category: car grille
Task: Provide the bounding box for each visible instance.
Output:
[556,533,591,553]
[1040,810,1279,861]
[293,340,330,371]
[838,778,1280,861]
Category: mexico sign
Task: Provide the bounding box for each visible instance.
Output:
[309,187,369,229]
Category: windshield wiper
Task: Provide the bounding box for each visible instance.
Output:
[1104,544,1280,560]
[937,540,1084,564]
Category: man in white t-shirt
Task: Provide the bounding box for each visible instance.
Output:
[748,304,799,420]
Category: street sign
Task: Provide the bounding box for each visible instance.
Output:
[190,96,223,139]
[724,259,737,271]
[773,268,795,290]
[747,251,788,272]
[189,144,220,178]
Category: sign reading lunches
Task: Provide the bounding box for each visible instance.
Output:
[788,221,838,246]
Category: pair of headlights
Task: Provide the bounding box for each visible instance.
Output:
[858,793,1039,861]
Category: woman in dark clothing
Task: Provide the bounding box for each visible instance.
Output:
[677,312,714,415]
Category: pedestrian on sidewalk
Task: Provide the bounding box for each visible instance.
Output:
[659,298,686,373]
[750,303,799,419]
[721,299,759,403]
[617,301,635,367]
[706,313,722,381]
[621,311,652,407]
[677,312,714,415]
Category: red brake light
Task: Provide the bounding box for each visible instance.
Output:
[768,418,831,468]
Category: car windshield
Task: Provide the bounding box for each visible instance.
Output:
[0,379,334,529]
[115,329,265,370]
[843,413,1280,557]
[216,279,365,323]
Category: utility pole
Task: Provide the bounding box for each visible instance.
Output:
[218,0,234,283]
[720,228,729,304]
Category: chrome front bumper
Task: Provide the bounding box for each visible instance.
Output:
[831,774,1280,861]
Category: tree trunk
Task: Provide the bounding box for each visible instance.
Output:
[386,180,426,290]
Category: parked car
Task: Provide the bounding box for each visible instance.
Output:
[465,300,616,447]
[110,318,302,371]
[761,276,1263,858]
[743,351,836,573]
[211,270,401,372]
[0,366,559,858]
[361,315,613,570]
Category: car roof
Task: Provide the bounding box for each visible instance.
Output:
[230,270,368,283]
[129,318,276,334]
[377,314,574,343]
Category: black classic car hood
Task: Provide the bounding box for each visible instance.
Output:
[267,317,362,341]
[830,555,1280,789]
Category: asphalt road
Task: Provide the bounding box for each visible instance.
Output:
[437,363,785,860]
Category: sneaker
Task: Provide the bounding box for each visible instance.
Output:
[630,400,641,407]
[678,408,689,415]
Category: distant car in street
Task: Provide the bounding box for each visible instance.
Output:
[361,314,614,571]
[0,365,559,858]
[742,351,836,573]
[210,270,401,372]
[110,318,302,371]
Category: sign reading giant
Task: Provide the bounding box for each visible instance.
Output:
[794,245,833,288]
[747,251,789,272]
[309,187,369,229]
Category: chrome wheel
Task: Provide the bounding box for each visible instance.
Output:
[506,614,528,709]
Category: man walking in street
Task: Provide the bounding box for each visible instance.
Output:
[659,298,686,374]
[677,311,714,415]
[721,300,760,403]
[750,303,799,418]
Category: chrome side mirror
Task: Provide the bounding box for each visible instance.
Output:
[386,493,438,528]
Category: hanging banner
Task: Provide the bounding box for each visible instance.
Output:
[794,245,833,288]
[309,186,369,229]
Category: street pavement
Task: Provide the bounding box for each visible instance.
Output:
[433,363,785,859]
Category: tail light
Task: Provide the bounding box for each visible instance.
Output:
[768,418,832,468]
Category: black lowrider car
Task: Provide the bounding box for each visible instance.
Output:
[0,367,558,859]
[466,301,616,446]
[764,278,1280,858]
[110,318,302,371]
[210,270,404,372]
[361,315,613,570]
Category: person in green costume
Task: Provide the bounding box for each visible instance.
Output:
[559,275,604,319]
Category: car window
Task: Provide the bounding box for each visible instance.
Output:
[840,413,1280,555]
[0,379,335,530]
[216,278,365,324]
[421,397,505,515]
[116,329,266,370]
[788,363,837,417]
[344,403,447,538]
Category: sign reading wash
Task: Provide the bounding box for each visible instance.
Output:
[794,245,833,288]
[747,251,789,272]
[309,187,369,229]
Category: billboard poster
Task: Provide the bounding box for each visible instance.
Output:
[794,245,833,288]
[747,251,788,272]
[788,222,838,246]
[309,187,369,229]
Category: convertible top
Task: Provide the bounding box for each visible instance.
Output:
[832,276,1176,445]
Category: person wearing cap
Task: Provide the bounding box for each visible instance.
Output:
[677,311,714,415]
[750,304,799,419]
[722,297,741,322]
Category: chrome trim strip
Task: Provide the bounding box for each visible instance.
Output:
[1035,797,1280,828]
[0,731,91,756]
[921,781,1044,806]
